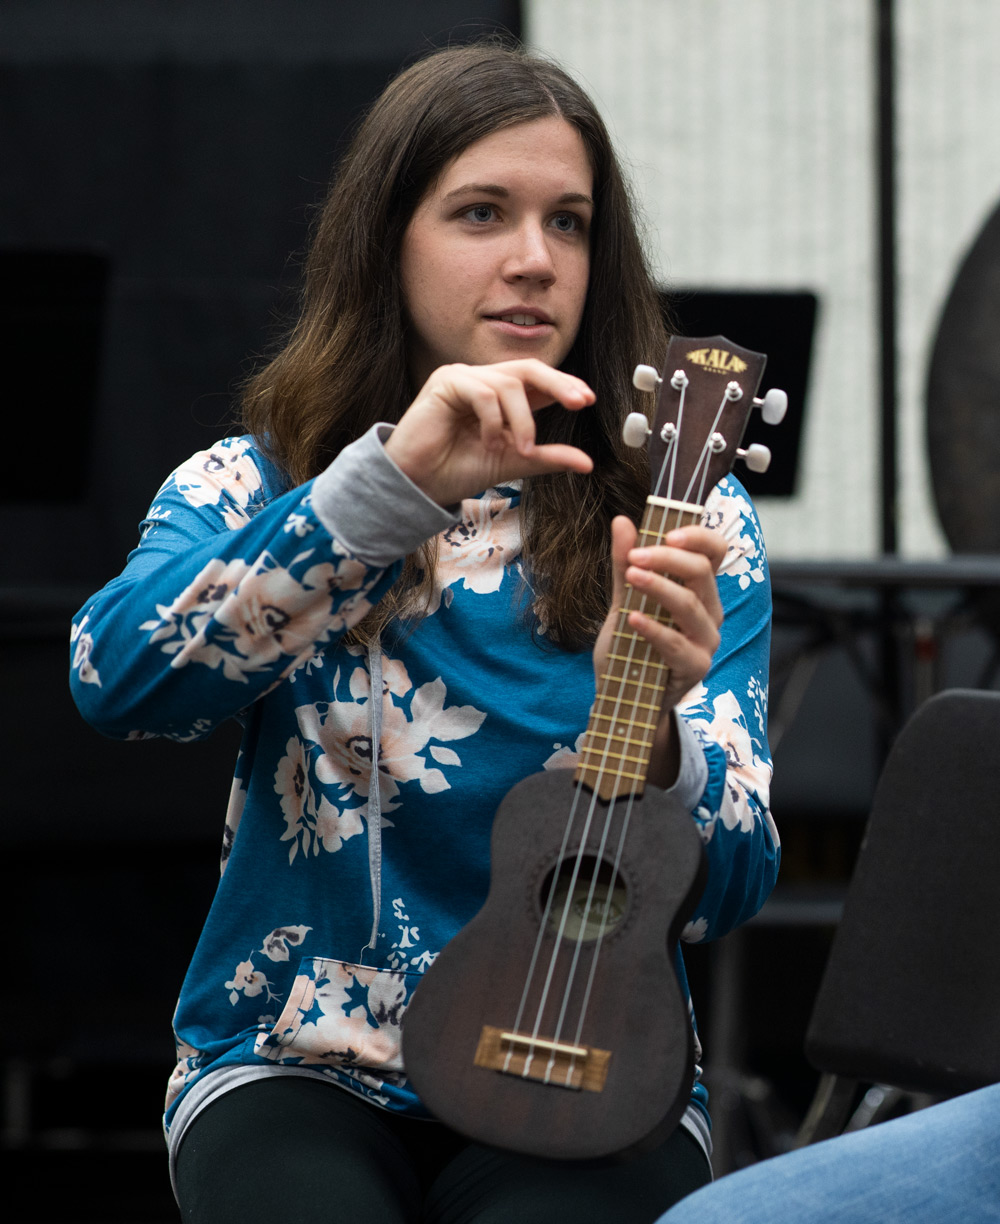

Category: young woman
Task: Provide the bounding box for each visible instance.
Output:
[70,42,779,1223]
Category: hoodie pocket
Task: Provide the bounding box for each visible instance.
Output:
[253,957,420,1073]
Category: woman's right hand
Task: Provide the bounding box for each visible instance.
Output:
[383,359,595,506]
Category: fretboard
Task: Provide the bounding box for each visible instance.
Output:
[574,498,703,801]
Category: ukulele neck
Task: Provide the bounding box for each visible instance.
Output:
[574,498,703,802]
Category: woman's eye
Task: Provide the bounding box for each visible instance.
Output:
[464,205,496,223]
[551,212,581,233]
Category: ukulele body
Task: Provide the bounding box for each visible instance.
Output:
[401,766,707,1161]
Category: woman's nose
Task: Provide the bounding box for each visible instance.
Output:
[502,222,556,282]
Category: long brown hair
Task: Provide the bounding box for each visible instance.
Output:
[242,41,668,650]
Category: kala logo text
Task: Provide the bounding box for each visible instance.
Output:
[685,348,748,374]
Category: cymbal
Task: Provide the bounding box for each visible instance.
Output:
[927,197,1000,553]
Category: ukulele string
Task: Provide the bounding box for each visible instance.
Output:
[506,575,657,1074]
[503,776,590,1075]
[555,383,708,1077]
[666,372,686,505]
[563,382,734,1060]
[518,536,661,1080]
[562,499,683,1073]
[681,387,729,507]
[544,420,681,1059]
[541,427,688,1080]
[655,414,678,508]
[503,365,740,1093]
[527,378,692,1082]
[520,733,621,1079]
[542,500,673,1083]
[512,373,695,1084]
[541,761,632,1078]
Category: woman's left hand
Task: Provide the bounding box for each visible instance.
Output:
[593,516,727,788]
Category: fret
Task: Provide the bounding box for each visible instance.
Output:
[585,729,655,746]
[641,499,700,523]
[596,674,662,698]
[616,602,678,629]
[588,711,659,732]
[574,491,707,800]
[586,721,655,739]
[616,600,678,628]
[605,634,664,653]
[606,651,667,671]
[593,697,660,716]
[596,690,661,708]
[610,640,659,658]
[578,746,648,766]
[576,765,648,785]
[585,739,656,758]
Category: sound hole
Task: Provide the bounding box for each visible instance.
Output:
[542,856,627,942]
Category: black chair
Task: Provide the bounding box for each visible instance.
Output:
[797,688,1000,1144]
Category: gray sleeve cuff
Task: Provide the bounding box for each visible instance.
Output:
[311,423,460,567]
[663,711,709,810]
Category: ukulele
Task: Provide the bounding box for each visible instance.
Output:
[401,334,786,1161]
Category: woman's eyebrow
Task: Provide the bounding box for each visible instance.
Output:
[441,182,509,202]
[441,183,594,208]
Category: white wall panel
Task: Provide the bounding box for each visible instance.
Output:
[528,0,1000,559]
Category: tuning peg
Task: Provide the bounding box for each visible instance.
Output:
[738,443,772,473]
[622,412,651,448]
[754,388,787,425]
[632,364,662,393]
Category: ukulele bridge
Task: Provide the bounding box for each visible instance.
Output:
[474,1025,611,1092]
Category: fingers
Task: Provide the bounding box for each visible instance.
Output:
[432,362,596,483]
[626,526,725,627]
[614,519,725,696]
[507,442,594,480]
[386,359,595,505]
[485,357,594,412]
[608,514,635,607]
[437,360,594,454]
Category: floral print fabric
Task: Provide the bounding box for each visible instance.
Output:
[70,434,778,1130]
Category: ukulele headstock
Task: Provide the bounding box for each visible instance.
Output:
[626,334,786,506]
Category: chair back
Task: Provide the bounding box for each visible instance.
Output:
[805,688,1000,1095]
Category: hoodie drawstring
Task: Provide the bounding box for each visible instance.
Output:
[360,641,383,962]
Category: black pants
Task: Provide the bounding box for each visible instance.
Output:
[174,1077,711,1223]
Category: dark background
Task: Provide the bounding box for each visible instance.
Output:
[1,5,527,1220]
[3,3,997,1221]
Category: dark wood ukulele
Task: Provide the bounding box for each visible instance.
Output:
[402,335,786,1161]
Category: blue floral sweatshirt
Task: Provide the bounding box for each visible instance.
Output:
[70,423,778,1163]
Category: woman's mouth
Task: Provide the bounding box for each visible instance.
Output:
[486,312,555,336]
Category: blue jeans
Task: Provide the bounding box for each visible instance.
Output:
[658,1083,1000,1224]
